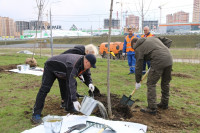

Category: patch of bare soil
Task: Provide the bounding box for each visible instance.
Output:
[0,64,18,72]
[24,93,200,132]
[172,72,193,78]
[93,94,133,120]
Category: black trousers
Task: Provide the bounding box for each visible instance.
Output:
[59,79,77,101]
[33,66,74,116]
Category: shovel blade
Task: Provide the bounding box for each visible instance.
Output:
[120,95,135,106]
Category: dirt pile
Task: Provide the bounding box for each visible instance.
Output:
[25,58,37,67]
[0,64,18,72]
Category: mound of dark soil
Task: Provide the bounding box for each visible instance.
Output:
[0,64,18,72]
[92,94,132,120]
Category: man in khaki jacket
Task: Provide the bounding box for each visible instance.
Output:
[132,37,173,115]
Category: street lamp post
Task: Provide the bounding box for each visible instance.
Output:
[116,1,123,31]
[49,1,61,57]
[50,8,53,57]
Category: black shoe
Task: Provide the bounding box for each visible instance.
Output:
[60,101,66,109]
[157,103,168,109]
[140,107,157,115]
[31,114,42,124]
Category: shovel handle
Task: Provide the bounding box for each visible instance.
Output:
[130,68,150,97]
[141,68,150,82]
[130,88,136,96]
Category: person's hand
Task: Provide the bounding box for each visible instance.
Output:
[89,84,95,92]
[122,53,126,56]
[79,75,85,82]
[135,83,141,90]
[73,101,81,111]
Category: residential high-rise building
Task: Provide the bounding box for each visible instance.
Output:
[193,0,200,22]
[166,14,173,23]
[0,17,2,36]
[173,11,189,23]
[166,11,189,23]
[126,15,139,29]
[0,17,15,37]
[16,21,29,35]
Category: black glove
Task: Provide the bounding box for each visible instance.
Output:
[88,86,101,97]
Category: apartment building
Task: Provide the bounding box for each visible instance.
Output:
[0,17,15,37]
[126,15,139,29]
[193,0,200,22]
[166,11,189,24]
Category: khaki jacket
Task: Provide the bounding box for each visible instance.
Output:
[133,37,173,83]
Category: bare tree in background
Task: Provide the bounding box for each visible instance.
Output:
[135,0,152,33]
[107,0,114,118]
[32,0,47,59]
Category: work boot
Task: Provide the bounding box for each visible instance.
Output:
[157,103,168,109]
[140,107,157,115]
[31,114,42,124]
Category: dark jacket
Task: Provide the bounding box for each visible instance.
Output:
[61,45,92,86]
[61,45,86,55]
[133,37,173,83]
[45,54,92,101]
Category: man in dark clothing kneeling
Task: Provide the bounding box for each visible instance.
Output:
[31,54,96,124]
[132,37,173,115]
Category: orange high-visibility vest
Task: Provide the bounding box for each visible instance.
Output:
[141,33,154,38]
[125,35,135,52]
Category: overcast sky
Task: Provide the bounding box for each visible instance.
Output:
[0,0,194,30]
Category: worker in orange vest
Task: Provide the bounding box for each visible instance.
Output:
[122,28,140,75]
[141,26,154,74]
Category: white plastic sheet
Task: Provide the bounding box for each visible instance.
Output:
[9,67,43,76]
[22,115,147,133]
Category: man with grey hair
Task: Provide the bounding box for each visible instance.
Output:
[132,37,172,115]
[31,54,97,124]
[141,26,154,74]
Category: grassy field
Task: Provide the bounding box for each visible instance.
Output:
[0,53,200,132]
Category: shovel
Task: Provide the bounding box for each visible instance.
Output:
[64,124,86,133]
[120,68,150,106]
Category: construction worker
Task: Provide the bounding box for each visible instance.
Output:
[59,45,100,108]
[122,28,140,75]
[31,54,97,124]
[132,37,172,115]
[141,26,154,38]
[141,26,154,74]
